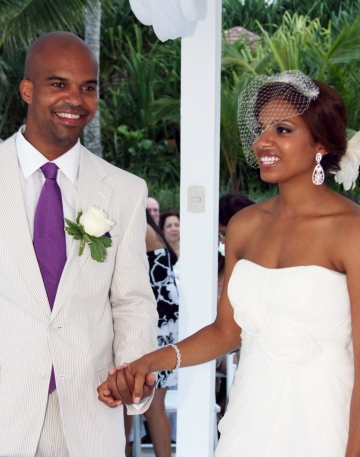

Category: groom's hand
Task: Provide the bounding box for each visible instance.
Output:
[97,380,123,408]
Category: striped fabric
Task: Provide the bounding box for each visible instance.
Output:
[0,135,158,457]
[36,392,69,456]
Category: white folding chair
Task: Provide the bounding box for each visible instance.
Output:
[215,352,237,401]
[225,352,237,398]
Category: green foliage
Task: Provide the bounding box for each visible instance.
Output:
[0,0,100,52]
[0,51,27,139]
[1,1,360,201]
[99,3,181,195]
[148,185,180,212]
[222,0,360,33]
[102,123,180,189]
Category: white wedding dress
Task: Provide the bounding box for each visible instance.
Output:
[217,259,354,457]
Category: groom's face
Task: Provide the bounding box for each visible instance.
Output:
[20,37,98,157]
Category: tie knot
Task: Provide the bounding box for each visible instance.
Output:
[41,163,59,180]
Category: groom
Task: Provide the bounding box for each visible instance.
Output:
[0,31,157,456]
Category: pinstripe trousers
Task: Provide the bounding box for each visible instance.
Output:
[35,391,69,457]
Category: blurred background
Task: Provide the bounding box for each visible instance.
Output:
[1,0,360,210]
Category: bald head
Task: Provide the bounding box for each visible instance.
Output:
[20,31,99,159]
[147,197,160,224]
[25,32,97,80]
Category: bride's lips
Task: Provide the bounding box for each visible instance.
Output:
[258,153,281,169]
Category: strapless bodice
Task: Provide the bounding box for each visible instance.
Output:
[228,259,352,370]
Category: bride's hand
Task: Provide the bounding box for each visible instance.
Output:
[106,358,156,404]
[127,358,157,404]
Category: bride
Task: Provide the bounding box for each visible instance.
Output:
[99,71,360,457]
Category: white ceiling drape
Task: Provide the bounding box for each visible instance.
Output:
[129,0,198,41]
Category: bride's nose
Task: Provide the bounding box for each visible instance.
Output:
[254,128,273,149]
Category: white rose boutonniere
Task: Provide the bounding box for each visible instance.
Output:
[65,206,115,262]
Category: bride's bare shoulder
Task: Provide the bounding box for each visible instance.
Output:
[225,198,276,251]
[229,196,277,225]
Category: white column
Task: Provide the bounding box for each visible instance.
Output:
[177,1,222,456]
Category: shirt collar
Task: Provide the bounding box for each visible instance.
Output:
[16,125,80,184]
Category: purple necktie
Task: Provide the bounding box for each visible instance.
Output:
[34,163,67,394]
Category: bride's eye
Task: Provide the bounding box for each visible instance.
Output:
[276,125,291,134]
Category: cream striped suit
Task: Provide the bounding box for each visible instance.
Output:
[0,134,158,456]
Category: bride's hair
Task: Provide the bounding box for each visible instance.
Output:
[301,81,347,174]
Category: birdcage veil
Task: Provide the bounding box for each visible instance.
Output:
[238,70,320,167]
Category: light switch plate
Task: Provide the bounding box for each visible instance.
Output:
[188,186,205,213]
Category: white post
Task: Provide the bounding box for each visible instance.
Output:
[177,1,222,456]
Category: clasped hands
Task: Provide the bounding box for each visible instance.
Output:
[97,361,156,408]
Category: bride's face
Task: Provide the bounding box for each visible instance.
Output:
[252,99,325,184]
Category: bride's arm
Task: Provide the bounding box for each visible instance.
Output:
[103,216,244,404]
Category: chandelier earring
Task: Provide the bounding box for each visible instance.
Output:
[312,152,325,185]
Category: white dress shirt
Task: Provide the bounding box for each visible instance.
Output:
[16,126,80,258]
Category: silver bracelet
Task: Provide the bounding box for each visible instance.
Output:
[167,344,181,372]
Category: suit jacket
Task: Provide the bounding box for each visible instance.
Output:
[0,134,158,457]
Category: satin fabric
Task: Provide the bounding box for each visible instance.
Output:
[217,259,354,457]
[129,0,197,41]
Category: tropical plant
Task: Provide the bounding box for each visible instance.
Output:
[0,0,99,52]
[99,3,181,194]
[0,0,102,141]
[84,0,103,157]
[222,0,360,34]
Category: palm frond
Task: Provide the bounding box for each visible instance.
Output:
[0,0,99,53]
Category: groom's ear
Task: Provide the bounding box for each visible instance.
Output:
[20,78,34,105]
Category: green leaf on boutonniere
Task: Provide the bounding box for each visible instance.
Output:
[89,237,107,262]
[98,235,112,248]
[76,211,83,224]
[64,218,85,240]
[83,233,92,243]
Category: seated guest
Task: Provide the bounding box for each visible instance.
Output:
[159,211,180,286]
[147,197,160,224]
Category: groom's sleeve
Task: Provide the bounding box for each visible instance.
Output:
[110,178,158,414]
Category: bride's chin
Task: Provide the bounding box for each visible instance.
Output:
[259,171,279,184]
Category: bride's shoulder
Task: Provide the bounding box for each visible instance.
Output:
[230,196,276,223]
[331,192,360,223]
[335,200,360,278]
[331,195,360,249]
[227,198,275,238]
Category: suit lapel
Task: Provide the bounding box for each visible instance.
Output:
[0,136,50,316]
[51,146,113,320]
